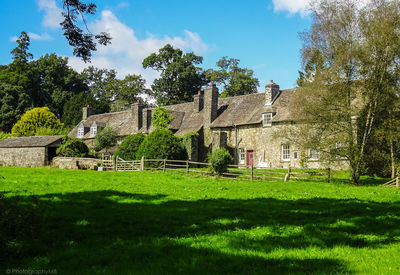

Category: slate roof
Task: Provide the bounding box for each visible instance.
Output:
[211,89,295,128]
[0,135,63,148]
[69,88,296,138]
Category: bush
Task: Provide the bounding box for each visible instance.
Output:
[136,129,186,166]
[115,133,145,160]
[210,148,233,175]
[0,132,11,141]
[182,132,199,160]
[56,136,89,157]
[11,107,64,136]
[94,127,117,153]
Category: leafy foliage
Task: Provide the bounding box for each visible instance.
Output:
[143,44,207,105]
[136,129,186,164]
[289,0,400,184]
[11,107,64,136]
[94,127,117,152]
[56,136,89,157]
[152,107,173,130]
[0,132,11,141]
[60,0,111,62]
[115,133,145,160]
[182,132,199,160]
[209,148,233,175]
[205,57,259,98]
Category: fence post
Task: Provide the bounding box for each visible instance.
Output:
[140,156,144,171]
[396,177,399,189]
[163,159,166,172]
[327,168,331,183]
[251,164,254,181]
[186,160,189,176]
[114,157,117,171]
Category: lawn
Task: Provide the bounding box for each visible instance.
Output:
[1,167,399,274]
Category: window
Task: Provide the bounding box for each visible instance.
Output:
[77,127,84,138]
[281,144,290,161]
[293,151,298,160]
[90,125,97,137]
[335,142,346,159]
[262,113,272,127]
[308,149,320,160]
[239,148,245,164]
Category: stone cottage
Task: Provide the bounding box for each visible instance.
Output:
[70,82,346,168]
[0,135,63,167]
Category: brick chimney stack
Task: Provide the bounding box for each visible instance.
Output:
[265,80,280,106]
[82,105,94,120]
[131,100,143,132]
[193,90,204,113]
[203,83,218,128]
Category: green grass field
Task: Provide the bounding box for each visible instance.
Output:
[1,167,399,274]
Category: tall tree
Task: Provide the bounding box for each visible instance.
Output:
[205,57,259,98]
[0,32,34,132]
[143,44,206,105]
[287,0,400,184]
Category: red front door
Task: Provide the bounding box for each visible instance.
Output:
[247,151,254,166]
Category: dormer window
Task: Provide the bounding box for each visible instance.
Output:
[77,126,84,138]
[90,122,97,137]
[262,113,272,127]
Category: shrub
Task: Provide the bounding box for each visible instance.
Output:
[136,129,186,166]
[11,107,64,136]
[56,136,89,157]
[152,107,174,129]
[115,133,145,160]
[210,148,233,175]
[0,132,11,141]
[94,127,117,153]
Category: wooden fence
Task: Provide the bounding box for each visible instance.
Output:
[99,156,331,182]
[382,177,399,188]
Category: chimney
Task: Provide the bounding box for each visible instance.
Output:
[265,80,280,106]
[204,82,219,128]
[82,105,94,120]
[131,100,143,131]
[193,90,204,113]
[143,109,152,131]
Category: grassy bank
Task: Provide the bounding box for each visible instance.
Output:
[0,167,399,274]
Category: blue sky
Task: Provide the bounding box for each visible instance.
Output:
[0,0,313,91]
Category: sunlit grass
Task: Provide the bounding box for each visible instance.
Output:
[0,166,399,274]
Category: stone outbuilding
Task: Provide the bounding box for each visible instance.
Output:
[0,135,63,167]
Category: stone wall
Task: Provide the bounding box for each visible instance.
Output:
[0,147,46,167]
[52,157,100,170]
[220,124,348,169]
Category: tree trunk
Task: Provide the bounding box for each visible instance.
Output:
[390,138,395,179]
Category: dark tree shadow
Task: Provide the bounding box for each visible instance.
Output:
[2,190,400,274]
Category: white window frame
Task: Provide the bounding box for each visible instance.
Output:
[239,148,245,164]
[308,149,320,160]
[77,127,84,138]
[281,144,290,161]
[90,125,97,137]
[262,113,272,127]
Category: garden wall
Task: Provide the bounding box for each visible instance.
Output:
[52,157,100,170]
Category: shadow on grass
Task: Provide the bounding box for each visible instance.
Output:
[2,191,400,273]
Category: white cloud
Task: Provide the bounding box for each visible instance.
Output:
[37,0,63,29]
[28,32,52,41]
[272,0,371,16]
[272,0,312,15]
[67,10,209,88]
[10,32,52,42]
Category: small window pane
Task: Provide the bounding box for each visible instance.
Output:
[282,144,290,160]
[239,148,245,164]
[263,113,272,126]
